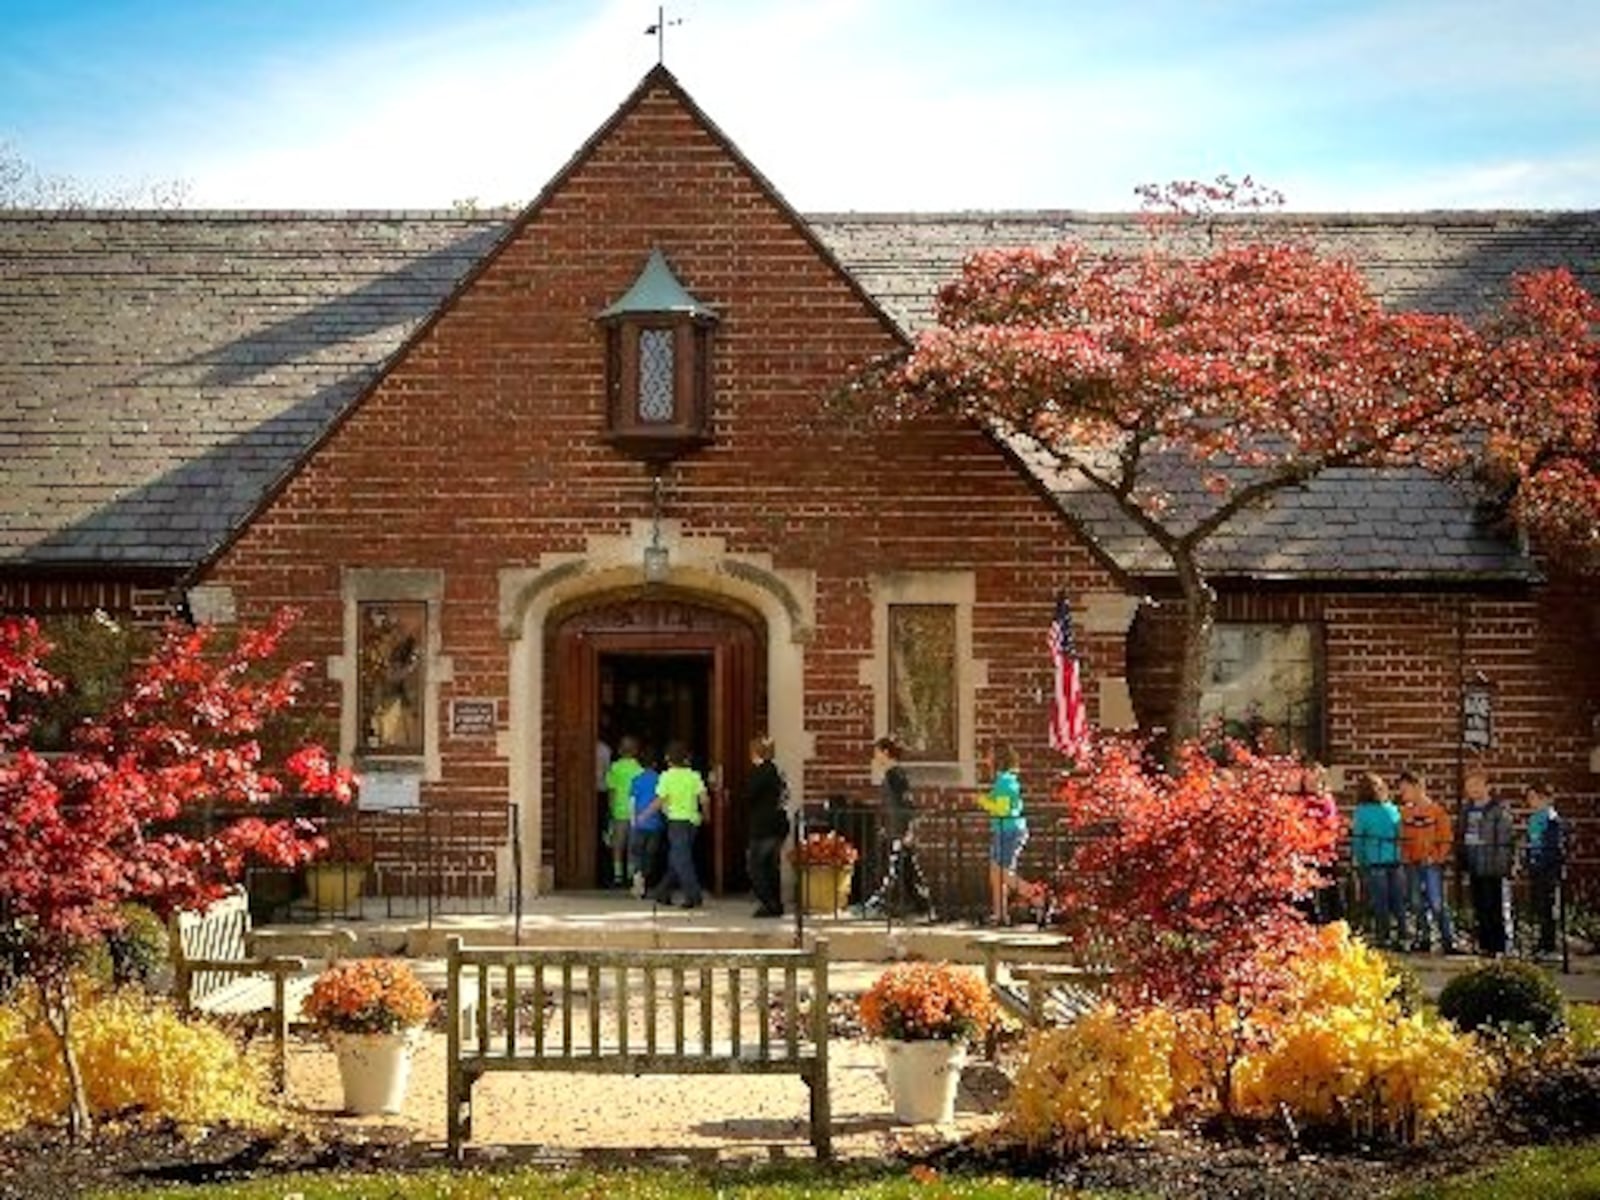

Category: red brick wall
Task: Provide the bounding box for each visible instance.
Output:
[201,79,1121,873]
[1129,580,1600,884]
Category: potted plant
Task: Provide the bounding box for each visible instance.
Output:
[303,958,435,1115]
[858,961,997,1124]
[790,831,859,914]
[306,825,372,914]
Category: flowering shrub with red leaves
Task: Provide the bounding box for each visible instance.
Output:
[0,608,352,1137]
[1050,737,1340,1014]
[790,831,859,869]
[303,959,434,1035]
[858,961,997,1044]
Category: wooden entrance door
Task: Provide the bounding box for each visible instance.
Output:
[550,592,764,892]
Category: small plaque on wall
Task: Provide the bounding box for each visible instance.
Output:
[358,770,420,812]
[450,698,499,738]
[1462,685,1493,752]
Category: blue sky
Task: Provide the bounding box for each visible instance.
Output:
[2,0,1597,211]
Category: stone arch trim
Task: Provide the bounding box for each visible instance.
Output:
[497,524,815,896]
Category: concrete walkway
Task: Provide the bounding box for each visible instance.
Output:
[260,892,1600,1002]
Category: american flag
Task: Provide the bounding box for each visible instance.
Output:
[1048,595,1089,756]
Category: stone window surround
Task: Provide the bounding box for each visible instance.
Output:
[863,572,983,787]
[328,568,452,781]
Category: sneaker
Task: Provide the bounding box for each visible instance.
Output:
[631,871,646,899]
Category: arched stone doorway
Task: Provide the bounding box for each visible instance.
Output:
[546,588,767,891]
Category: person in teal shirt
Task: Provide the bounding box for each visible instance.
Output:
[604,736,644,889]
[1350,772,1404,949]
[975,743,1027,926]
[635,741,708,908]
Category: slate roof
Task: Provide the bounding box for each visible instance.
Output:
[1,207,1596,579]
[808,210,1600,582]
[0,211,510,568]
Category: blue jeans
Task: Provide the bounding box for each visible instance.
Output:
[1363,864,1404,947]
[1406,863,1454,950]
[652,820,701,906]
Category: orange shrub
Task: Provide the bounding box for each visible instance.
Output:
[302,959,433,1035]
[790,831,859,869]
[858,962,997,1044]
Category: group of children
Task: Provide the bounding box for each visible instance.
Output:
[1350,766,1566,956]
[601,736,709,907]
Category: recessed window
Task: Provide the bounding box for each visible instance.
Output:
[358,601,427,756]
[888,603,959,762]
[1202,623,1323,757]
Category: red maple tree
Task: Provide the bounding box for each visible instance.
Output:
[1052,738,1339,1012]
[1477,267,1600,572]
[0,608,351,1137]
[860,177,1596,742]
[1050,737,1342,1113]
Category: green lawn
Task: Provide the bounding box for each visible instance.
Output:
[80,1142,1600,1200]
[86,1163,1082,1200]
[1391,1142,1600,1200]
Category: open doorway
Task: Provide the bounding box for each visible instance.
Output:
[550,591,765,893]
[598,653,713,888]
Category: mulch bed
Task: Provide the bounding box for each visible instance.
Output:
[2,1057,1596,1200]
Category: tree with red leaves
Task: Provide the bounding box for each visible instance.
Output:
[1052,738,1342,1112]
[1478,268,1600,572]
[0,608,351,1138]
[1053,739,1339,1011]
[862,177,1580,744]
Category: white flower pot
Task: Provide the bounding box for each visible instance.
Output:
[330,1029,422,1115]
[881,1037,967,1124]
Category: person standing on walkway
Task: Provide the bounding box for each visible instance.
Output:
[636,741,709,909]
[860,736,934,920]
[1351,773,1404,949]
[1461,767,1514,956]
[975,743,1027,926]
[745,735,789,918]
[604,736,644,889]
[1398,770,1456,953]
[1524,782,1565,957]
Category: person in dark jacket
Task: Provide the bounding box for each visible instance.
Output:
[859,736,934,920]
[1524,782,1565,955]
[744,735,790,918]
[1461,768,1514,956]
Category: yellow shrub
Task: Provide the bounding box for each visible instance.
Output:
[0,987,277,1133]
[1230,935,1496,1141]
[1002,1004,1177,1151]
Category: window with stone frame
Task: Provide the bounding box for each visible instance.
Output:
[887,603,959,762]
[357,601,427,757]
[1201,622,1324,758]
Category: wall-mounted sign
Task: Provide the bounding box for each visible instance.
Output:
[357,771,421,812]
[1462,685,1493,752]
[185,585,236,626]
[450,698,499,738]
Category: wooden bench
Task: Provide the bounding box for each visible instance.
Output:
[445,936,832,1159]
[170,887,355,1088]
[974,932,1117,1058]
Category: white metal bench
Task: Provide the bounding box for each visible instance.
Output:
[170,886,354,1088]
[445,937,832,1158]
[974,932,1118,1058]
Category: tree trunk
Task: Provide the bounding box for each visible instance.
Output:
[39,977,91,1140]
[1169,549,1217,747]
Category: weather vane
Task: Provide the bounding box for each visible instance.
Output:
[644,5,682,65]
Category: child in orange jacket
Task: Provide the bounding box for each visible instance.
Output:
[1399,770,1456,953]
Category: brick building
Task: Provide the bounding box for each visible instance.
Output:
[3,68,1597,899]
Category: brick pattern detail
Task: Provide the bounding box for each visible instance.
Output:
[201,83,1120,874]
[0,575,179,627]
[1130,582,1600,882]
